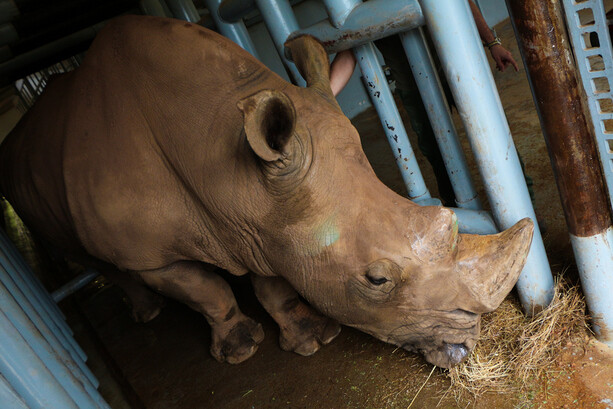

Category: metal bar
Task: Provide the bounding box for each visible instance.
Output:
[451,207,497,235]
[0,374,29,409]
[203,0,260,58]
[0,231,87,361]
[0,228,68,323]
[218,0,257,23]
[52,269,99,303]
[354,42,430,200]
[0,252,99,389]
[508,0,613,344]
[0,309,79,409]
[0,277,107,408]
[419,0,554,313]
[400,27,482,210]
[139,0,173,17]
[321,0,430,199]
[287,0,424,55]
[165,0,201,23]
[254,0,306,86]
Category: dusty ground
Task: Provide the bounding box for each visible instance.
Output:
[34,15,613,409]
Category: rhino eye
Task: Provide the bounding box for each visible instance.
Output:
[366,274,389,286]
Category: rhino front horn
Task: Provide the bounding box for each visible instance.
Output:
[457,218,534,313]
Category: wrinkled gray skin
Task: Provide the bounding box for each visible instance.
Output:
[0,15,533,368]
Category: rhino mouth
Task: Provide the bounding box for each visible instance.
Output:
[399,342,470,368]
[406,342,471,368]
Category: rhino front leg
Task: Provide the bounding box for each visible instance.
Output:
[134,261,264,364]
[251,274,341,356]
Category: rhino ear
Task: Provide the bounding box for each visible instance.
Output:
[237,89,296,162]
[285,35,339,108]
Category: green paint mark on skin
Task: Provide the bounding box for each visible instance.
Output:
[315,216,340,249]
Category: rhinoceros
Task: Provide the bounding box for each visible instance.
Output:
[0,15,533,368]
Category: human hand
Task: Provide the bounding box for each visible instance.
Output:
[489,44,519,72]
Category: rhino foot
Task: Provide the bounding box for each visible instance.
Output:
[129,292,166,323]
[210,317,265,364]
[279,303,341,356]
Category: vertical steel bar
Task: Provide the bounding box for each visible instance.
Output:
[354,42,431,200]
[508,0,613,345]
[0,277,107,408]
[323,0,431,200]
[0,374,29,409]
[253,0,306,86]
[0,258,99,389]
[203,0,259,58]
[0,310,79,409]
[166,0,200,23]
[400,28,482,210]
[419,0,554,313]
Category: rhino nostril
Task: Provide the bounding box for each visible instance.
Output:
[445,343,469,365]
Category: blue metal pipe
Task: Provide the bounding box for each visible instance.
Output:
[203,0,259,58]
[217,0,257,23]
[0,230,68,323]
[287,0,424,54]
[354,42,430,200]
[0,277,107,408]
[571,229,613,347]
[0,232,87,362]
[0,255,99,389]
[139,0,173,17]
[451,207,497,235]
[166,0,201,23]
[254,0,306,86]
[0,309,80,409]
[0,374,29,409]
[400,28,482,210]
[52,269,99,303]
[419,0,554,312]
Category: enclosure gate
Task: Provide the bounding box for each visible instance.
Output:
[0,228,110,409]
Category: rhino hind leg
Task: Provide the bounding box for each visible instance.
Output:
[134,261,264,364]
[99,265,166,323]
[251,275,341,356]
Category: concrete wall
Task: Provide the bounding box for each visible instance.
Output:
[242,0,510,120]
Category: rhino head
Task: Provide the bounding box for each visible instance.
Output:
[236,36,533,368]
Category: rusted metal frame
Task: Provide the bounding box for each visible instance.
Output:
[286,0,424,55]
[420,0,554,313]
[202,0,260,58]
[507,0,613,345]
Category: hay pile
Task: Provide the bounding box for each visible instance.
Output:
[446,276,589,400]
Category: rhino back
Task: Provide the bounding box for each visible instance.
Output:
[2,15,292,272]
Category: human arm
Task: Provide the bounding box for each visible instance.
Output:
[468,0,519,72]
[329,49,357,96]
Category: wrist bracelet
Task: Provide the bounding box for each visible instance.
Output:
[486,37,502,49]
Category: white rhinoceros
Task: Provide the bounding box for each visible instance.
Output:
[0,15,533,368]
